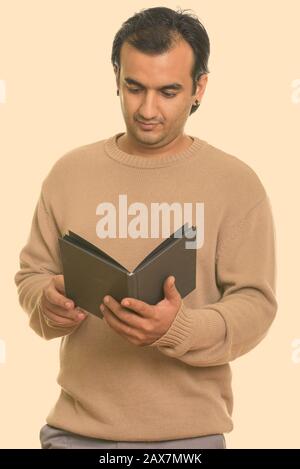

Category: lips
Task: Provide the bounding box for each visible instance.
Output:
[137,120,159,130]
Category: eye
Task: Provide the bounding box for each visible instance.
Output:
[162,92,176,98]
[127,88,176,98]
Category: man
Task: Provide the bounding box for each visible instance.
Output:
[14,7,277,449]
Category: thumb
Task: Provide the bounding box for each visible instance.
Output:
[164,276,180,302]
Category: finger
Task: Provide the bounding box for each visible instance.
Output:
[41,293,86,321]
[53,274,66,294]
[53,275,75,306]
[102,296,122,316]
[163,275,181,303]
[120,297,153,318]
[47,302,87,321]
[102,295,147,324]
[45,282,74,310]
[43,307,83,326]
[100,302,144,328]
[101,304,139,340]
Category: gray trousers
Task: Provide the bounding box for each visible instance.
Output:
[40,424,226,449]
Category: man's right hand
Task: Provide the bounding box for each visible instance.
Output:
[40,274,88,327]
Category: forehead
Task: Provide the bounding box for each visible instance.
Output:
[119,39,194,85]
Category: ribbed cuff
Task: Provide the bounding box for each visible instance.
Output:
[148,301,226,352]
[148,301,194,348]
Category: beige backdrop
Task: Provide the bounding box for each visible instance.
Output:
[1,0,299,449]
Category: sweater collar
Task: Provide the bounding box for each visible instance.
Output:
[104,132,207,168]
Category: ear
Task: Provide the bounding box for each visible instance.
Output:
[113,64,120,89]
[195,74,208,102]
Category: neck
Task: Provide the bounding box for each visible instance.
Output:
[116,132,194,158]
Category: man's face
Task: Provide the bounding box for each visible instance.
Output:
[115,38,207,148]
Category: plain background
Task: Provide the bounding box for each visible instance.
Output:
[0,0,299,448]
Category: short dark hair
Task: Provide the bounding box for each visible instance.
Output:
[111,6,210,115]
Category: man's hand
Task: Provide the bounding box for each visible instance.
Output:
[40,274,88,327]
[100,276,182,346]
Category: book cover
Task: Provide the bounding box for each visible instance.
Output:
[58,222,197,319]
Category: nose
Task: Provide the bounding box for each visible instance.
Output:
[138,92,159,122]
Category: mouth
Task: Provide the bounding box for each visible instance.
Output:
[136,120,160,131]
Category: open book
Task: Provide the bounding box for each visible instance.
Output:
[58,223,197,319]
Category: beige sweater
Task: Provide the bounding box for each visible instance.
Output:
[14,132,277,441]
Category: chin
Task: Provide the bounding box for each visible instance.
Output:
[138,132,164,143]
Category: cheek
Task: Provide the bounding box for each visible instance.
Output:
[167,102,190,122]
[122,92,138,108]
[177,100,193,120]
[122,98,139,120]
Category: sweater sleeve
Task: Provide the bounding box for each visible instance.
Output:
[14,182,82,341]
[148,195,278,366]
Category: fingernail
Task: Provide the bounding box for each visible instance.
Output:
[65,301,72,308]
[78,313,85,319]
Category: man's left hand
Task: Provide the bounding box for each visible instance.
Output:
[100,276,182,346]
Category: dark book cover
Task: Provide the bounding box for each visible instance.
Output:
[58,222,197,319]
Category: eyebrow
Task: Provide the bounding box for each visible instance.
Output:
[124,77,183,91]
